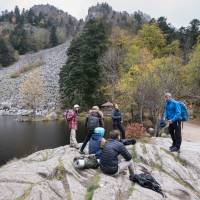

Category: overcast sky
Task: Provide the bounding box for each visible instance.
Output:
[0,0,199,28]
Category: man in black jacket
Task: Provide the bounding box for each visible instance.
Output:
[112,104,125,139]
[100,130,134,175]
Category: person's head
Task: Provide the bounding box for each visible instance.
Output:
[114,104,119,110]
[109,130,120,140]
[94,127,105,137]
[164,92,172,102]
[92,106,99,111]
[73,104,80,112]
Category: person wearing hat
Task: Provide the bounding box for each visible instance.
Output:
[64,104,80,149]
[89,127,106,159]
[112,104,125,139]
[80,106,104,154]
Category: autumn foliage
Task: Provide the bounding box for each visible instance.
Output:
[125,123,145,139]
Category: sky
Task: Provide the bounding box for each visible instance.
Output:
[0,0,200,28]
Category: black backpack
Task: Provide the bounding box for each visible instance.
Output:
[129,173,166,198]
[87,115,100,130]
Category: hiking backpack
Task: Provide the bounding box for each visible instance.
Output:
[178,101,189,121]
[73,155,99,169]
[87,115,100,130]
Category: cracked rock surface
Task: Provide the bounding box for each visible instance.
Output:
[0,137,200,200]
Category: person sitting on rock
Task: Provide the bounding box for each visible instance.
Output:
[100,130,134,176]
[80,106,104,154]
[89,127,106,159]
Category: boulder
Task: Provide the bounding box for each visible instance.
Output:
[45,112,58,121]
[1,138,200,199]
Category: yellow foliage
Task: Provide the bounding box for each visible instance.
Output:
[109,27,133,49]
[138,23,166,57]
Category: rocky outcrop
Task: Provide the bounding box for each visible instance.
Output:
[0,41,70,115]
[0,137,200,200]
[86,3,150,33]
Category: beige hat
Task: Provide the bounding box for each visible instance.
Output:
[92,106,99,110]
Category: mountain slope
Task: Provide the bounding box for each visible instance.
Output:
[0,40,71,112]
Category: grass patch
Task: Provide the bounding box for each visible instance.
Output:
[140,143,147,154]
[160,147,188,166]
[16,185,33,200]
[138,136,151,144]
[128,185,135,197]
[132,145,140,163]
[55,159,66,181]
[85,174,100,200]
[10,59,44,78]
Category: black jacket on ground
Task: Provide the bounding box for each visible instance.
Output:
[100,139,132,175]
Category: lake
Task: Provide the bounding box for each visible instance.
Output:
[0,116,112,166]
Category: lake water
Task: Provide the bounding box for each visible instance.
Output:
[0,116,112,166]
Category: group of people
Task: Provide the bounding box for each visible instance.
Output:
[65,92,186,175]
[65,104,134,176]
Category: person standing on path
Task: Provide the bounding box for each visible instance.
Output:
[64,104,80,149]
[112,104,125,139]
[164,93,182,152]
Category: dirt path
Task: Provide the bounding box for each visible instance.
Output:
[182,120,200,142]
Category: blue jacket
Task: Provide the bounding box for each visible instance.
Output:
[165,99,181,122]
[100,139,132,175]
[89,132,103,159]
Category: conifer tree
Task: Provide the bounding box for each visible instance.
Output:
[59,19,108,107]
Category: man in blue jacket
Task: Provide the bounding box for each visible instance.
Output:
[164,93,182,152]
[100,130,134,175]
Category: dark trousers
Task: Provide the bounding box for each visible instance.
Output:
[168,121,182,149]
[113,123,125,139]
[80,129,94,152]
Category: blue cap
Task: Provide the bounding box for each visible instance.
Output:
[94,127,105,137]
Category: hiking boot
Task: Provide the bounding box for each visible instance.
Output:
[170,147,179,152]
[169,145,175,150]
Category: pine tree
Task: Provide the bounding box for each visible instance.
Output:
[9,24,29,54]
[49,25,58,47]
[59,19,108,107]
[14,6,20,24]
[0,37,16,67]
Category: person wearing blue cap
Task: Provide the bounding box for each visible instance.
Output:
[89,127,106,159]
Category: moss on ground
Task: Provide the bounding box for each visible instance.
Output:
[16,185,33,200]
[55,159,66,181]
[85,173,100,200]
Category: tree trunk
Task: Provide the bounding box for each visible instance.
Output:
[140,105,143,124]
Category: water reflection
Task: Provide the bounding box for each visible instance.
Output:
[0,116,112,166]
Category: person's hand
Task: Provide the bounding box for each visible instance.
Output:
[168,120,173,125]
